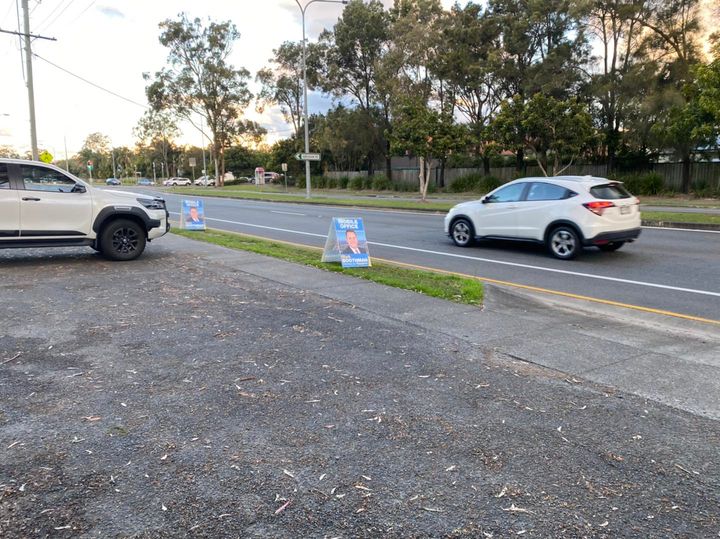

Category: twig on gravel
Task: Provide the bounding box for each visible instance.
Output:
[7,440,22,449]
[422,507,444,513]
[233,376,256,383]
[1,352,22,365]
[675,463,698,476]
[275,499,292,515]
[283,469,295,479]
[502,504,535,515]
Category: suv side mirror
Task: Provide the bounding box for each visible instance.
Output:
[481,196,489,204]
[71,183,87,193]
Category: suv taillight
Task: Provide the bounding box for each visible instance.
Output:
[584,201,615,216]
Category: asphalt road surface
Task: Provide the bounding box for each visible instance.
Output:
[140,188,720,322]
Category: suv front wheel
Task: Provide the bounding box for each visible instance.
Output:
[451,218,475,247]
[100,219,147,261]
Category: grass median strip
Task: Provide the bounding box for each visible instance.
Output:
[172,228,483,306]
[642,211,720,226]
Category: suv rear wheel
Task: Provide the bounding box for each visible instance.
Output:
[100,219,147,261]
[547,226,580,260]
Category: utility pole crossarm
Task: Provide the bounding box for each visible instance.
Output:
[0,27,56,41]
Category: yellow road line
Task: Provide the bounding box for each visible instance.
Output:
[179,227,720,327]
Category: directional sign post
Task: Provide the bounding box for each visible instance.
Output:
[295,152,321,162]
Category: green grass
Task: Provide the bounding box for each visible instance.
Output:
[172,187,453,211]
[172,228,484,306]
[642,211,720,226]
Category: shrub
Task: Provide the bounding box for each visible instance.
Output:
[448,172,483,193]
[617,172,665,196]
[371,175,393,190]
[338,176,350,189]
[326,177,338,189]
[348,176,364,190]
[481,175,503,192]
[392,181,416,192]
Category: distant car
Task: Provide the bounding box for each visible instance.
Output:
[137,178,155,186]
[444,176,641,260]
[194,175,216,186]
[163,177,192,186]
[264,172,280,183]
[105,177,121,186]
[237,176,253,183]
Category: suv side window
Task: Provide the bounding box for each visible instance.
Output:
[0,164,9,189]
[486,183,526,203]
[526,182,569,201]
[20,165,77,193]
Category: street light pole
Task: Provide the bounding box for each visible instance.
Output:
[21,0,38,160]
[294,0,347,199]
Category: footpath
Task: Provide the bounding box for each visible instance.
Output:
[0,235,718,537]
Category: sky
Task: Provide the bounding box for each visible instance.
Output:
[0,0,713,158]
[0,0,455,158]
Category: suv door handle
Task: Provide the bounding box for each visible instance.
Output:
[22,197,41,201]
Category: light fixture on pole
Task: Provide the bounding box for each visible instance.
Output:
[294,0,348,199]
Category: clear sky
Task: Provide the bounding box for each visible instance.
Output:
[0,0,455,157]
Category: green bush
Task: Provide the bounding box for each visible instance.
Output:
[371,175,393,190]
[448,172,484,193]
[348,176,365,190]
[338,176,350,189]
[392,181,416,192]
[326,177,338,189]
[617,172,665,196]
[481,175,503,192]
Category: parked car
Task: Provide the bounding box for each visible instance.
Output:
[137,178,155,186]
[444,176,641,260]
[194,175,216,186]
[105,177,121,186]
[0,158,169,261]
[163,177,192,186]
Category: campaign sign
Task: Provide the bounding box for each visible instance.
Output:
[322,217,371,268]
[182,199,206,230]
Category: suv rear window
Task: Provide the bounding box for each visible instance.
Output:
[0,164,8,189]
[590,183,631,199]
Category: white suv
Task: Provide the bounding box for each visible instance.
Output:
[163,177,192,186]
[444,176,641,259]
[0,159,169,261]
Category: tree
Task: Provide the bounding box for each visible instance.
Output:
[318,0,391,176]
[78,133,112,178]
[145,14,253,186]
[492,94,595,176]
[390,99,467,200]
[651,64,719,192]
[133,110,180,178]
[256,41,318,138]
[0,145,20,158]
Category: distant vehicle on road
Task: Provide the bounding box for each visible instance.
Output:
[194,175,216,186]
[0,158,169,261]
[105,177,121,186]
[137,178,155,186]
[444,176,641,260]
[163,177,192,186]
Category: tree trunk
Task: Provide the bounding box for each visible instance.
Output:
[385,154,392,184]
[483,155,491,176]
[515,148,525,174]
[439,158,446,189]
[681,156,691,194]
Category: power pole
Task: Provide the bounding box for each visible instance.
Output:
[21,0,38,161]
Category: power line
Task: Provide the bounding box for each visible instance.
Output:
[33,0,75,35]
[33,52,150,109]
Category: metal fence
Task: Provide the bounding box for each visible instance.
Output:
[326,162,720,190]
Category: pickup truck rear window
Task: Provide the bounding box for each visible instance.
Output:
[590,183,632,199]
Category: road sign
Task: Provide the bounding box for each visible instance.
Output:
[281,162,288,172]
[38,150,53,164]
[87,160,93,170]
[295,152,321,161]
[189,157,196,167]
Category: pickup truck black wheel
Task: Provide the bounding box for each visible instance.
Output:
[100,219,147,261]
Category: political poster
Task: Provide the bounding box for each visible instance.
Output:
[322,217,371,268]
[182,199,206,230]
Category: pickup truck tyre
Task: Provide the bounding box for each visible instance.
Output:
[99,218,147,261]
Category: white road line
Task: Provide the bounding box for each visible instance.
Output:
[171,213,720,298]
[271,210,306,216]
[642,226,720,234]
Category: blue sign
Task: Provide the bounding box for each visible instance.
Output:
[321,217,371,268]
[182,199,206,230]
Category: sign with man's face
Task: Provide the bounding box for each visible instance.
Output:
[182,199,206,230]
[321,217,371,268]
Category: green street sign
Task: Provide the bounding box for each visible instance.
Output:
[295,152,321,161]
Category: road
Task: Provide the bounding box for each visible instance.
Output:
[141,188,720,322]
